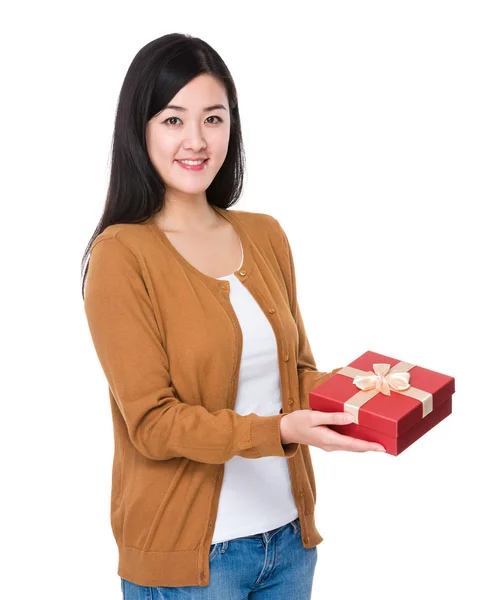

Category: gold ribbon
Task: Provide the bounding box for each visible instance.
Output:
[337,361,433,424]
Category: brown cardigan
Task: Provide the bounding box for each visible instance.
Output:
[83,205,341,587]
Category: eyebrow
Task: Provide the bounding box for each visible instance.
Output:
[162,104,227,113]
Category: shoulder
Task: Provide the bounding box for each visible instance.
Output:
[226,208,284,240]
[227,208,292,273]
[227,207,280,226]
[90,220,153,258]
[227,208,291,263]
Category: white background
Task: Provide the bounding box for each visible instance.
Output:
[2,1,484,598]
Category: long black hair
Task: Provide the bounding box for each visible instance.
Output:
[80,33,246,298]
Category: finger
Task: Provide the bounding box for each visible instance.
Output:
[313,411,355,426]
[322,428,385,453]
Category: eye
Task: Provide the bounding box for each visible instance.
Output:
[164,117,182,127]
[163,116,223,127]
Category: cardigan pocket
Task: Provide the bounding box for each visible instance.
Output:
[141,458,188,551]
[140,460,218,553]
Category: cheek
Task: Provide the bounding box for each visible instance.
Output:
[212,131,231,159]
[151,139,178,167]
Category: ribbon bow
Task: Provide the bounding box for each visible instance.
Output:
[353,363,411,396]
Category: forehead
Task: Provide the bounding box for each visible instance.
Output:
[149,75,229,122]
[167,74,228,109]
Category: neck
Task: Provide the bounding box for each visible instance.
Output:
[154,197,222,233]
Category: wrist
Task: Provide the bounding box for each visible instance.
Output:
[279,413,292,445]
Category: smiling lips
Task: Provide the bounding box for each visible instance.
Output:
[175,158,208,171]
[176,158,208,162]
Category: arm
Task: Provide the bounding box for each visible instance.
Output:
[279,223,342,410]
[83,235,299,463]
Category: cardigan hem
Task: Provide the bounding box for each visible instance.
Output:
[116,512,324,588]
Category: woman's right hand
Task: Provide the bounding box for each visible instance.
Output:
[280,409,386,453]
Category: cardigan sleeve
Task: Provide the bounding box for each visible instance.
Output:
[83,235,299,463]
[278,222,343,410]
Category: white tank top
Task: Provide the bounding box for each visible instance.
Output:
[212,238,298,543]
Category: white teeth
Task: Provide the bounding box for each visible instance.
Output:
[178,159,206,165]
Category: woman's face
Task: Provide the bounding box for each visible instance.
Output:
[146,73,231,199]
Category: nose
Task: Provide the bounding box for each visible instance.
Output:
[182,123,207,153]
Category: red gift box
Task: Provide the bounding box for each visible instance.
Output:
[309,350,455,456]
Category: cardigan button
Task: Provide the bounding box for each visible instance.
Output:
[304,537,310,543]
[219,283,227,290]
[283,353,289,361]
[268,307,276,313]
[239,270,247,276]
[289,398,294,405]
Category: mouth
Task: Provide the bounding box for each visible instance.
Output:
[175,158,209,171]
[175,158,209,164]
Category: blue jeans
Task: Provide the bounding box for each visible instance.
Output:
[121,517,318,599]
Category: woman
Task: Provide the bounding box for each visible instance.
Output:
[82,33,385,599]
